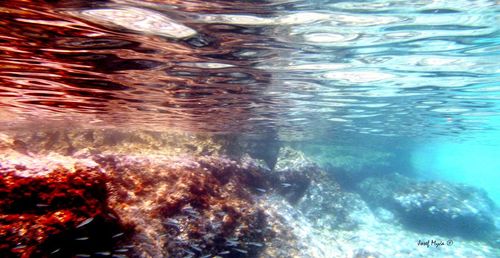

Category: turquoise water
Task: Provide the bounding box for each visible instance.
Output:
[412,129,500,205]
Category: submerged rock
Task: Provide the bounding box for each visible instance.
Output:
[0,161,127,258]
[296,144,397,189]
[2,138,500,257]
[358,174,498,240]
[9,129,231,157]
[94,154,272,257]
[273,146,321,203]
[296,183,374,231]
[274,147,374,231]
[0,152,274,257]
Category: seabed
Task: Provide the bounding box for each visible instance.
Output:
[1,128,499,258]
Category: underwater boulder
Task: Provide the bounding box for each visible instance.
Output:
[228,135,281,170]
[274,146,373,230]
[300,144,397,190]
[0,158,127,258]
[358,174,497,240]
[10,128,235,157]
[296,182,374,231]
[273,146,322,203]
[94,154,270,258]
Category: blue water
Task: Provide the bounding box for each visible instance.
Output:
[412,120,500,205]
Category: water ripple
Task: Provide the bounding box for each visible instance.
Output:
[0,0,498,139]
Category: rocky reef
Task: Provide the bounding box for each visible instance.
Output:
[1,130,500,258]
[96,154,269,258]
[0,161,127,258]
[274,147,372,231]
[358,174,498,240]
[0,151,273,258]
[292,143,401,189]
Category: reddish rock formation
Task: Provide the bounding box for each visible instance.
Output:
[0,145,302,258]
[0,164,128,258]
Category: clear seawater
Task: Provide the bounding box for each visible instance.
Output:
[0,0,499,257]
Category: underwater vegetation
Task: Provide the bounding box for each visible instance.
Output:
[0,165,127,257]
[1,129,500,257]
[0,130,306,257]
[96,154,269,258]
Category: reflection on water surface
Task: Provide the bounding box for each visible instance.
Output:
[0,0,499,140]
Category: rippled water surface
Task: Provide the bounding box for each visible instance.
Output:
[0,0,499,140]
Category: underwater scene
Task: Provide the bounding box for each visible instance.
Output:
[0,0,499,257]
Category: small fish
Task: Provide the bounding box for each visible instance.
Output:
[232,248,248,254]
[166,218,179,224]
[36,203,49,207]
[164,222,180,230]
[347,235,359,241]
[13,245,27,249]
[94,251,111,256]
[184,249,195,255]
[200,255,212,258]
[114,248,128,253]
[225,240,238,247]
[218,251,230,255]
[112,255,127,258]
[108,213,118,219]
[75,237,89,241]
[76,217,94,228]
[211,222,222,228]
[182,205,198,215]
[190,245,202,252]
[247,242,263,247]
[164,218,180,229]
[112,232,124,238]
[75,255,91,258]
[281,183,292,187]
[51,248,61,254]
[255,188,266,193]
[188,213,201,219]
[121,245,134,249]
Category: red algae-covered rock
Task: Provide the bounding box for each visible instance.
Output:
[0,161,128,258]
[94,154,269,258]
